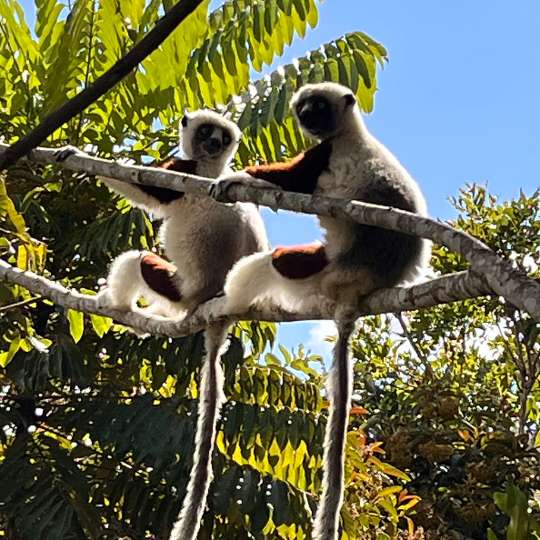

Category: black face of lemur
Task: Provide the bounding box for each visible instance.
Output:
[295,93,355,138]
[194,123,233,157]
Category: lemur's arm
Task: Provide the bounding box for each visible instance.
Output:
[244,140,332,193]
[213,140,333,200]
[101,158,197,215]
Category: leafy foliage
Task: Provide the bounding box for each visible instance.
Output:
[352,187,540,540]
[0,0,401,538]
[1,0,537,537]
[493,483,540,540]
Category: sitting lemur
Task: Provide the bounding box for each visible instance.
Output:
[214,82,430,540]
[57,110,268,540]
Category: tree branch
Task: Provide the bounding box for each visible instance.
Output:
[0,295,42,312]
[1,142,537,323]
[0,0,206,170]
[0,259,492,337]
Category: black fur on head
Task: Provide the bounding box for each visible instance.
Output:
[194,123,233,156]
[291,82,357,139]
[180,110,241,161]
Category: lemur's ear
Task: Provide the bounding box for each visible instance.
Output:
[181,112,190,127]
[344,93,356,107]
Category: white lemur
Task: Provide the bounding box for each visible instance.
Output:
[214,82,430,540]
[91,111,268,540]
[97,110,267,318]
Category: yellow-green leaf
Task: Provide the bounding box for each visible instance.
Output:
[90,314,113,338]
[67,309,84,343]
[0,334,21,368]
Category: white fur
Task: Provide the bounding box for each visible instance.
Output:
[158,187,267,306]
[181,110,241,166]
[100,178,171,218]
[99,111,268,317]
[313,104,430,278]
[223,249,325,313]
[169,323,228,540]
[222,83,430,313]
[95,250,144,311]
[95,250,183,317]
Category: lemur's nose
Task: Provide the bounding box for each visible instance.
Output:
[204,137,222,154]
[299,110,318,129]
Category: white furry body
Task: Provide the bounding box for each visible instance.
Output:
[316,122,428,265]
[222,106,429,315]
[100,160,267,315]
[218,83,431,540]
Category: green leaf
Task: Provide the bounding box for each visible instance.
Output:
[0,334,21,368]
[494,483,535,540]
[67,309,84,343]
[90,314,113,338]
[0,179,29,239]
[180,0,320,110]
[368,456,411,482]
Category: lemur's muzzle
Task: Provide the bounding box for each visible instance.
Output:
[203,137,222,155]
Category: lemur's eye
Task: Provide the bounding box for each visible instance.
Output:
[222,131,232,146]
[314,98,329,111]
[198,124,213,138]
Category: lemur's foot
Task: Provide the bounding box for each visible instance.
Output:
[209,172,278,203]
[94,288,128,312]
[54,145,87,162]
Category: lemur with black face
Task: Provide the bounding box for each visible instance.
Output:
[95,111,268,540]
[215,82,430,540]
[98,110,267,318]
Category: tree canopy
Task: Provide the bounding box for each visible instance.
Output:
[0,1,539,539]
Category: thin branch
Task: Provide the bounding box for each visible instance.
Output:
[0,296,42,313]
[508,311,536,436]
[395,312,433,377]
[1,142,537,322]
[0,0,206,170]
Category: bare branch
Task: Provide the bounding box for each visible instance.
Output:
[0,296,41,313]
[395,313,429,361]
[0,259,493,338]
[0,0,206,170]
[1,143,537,322]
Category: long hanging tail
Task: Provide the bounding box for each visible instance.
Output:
[169,322,229,540]
[312,319,355,540]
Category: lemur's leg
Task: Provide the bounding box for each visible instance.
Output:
[223,242,328,313]
[96,251,183,317]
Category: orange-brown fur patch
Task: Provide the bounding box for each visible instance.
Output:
[138,158,198,203]
[271,242,328,279]
[245,140,332,194]
[158,158,198,173]
[140,253,182,301]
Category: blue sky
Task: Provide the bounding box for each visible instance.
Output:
[19,0,540,356]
